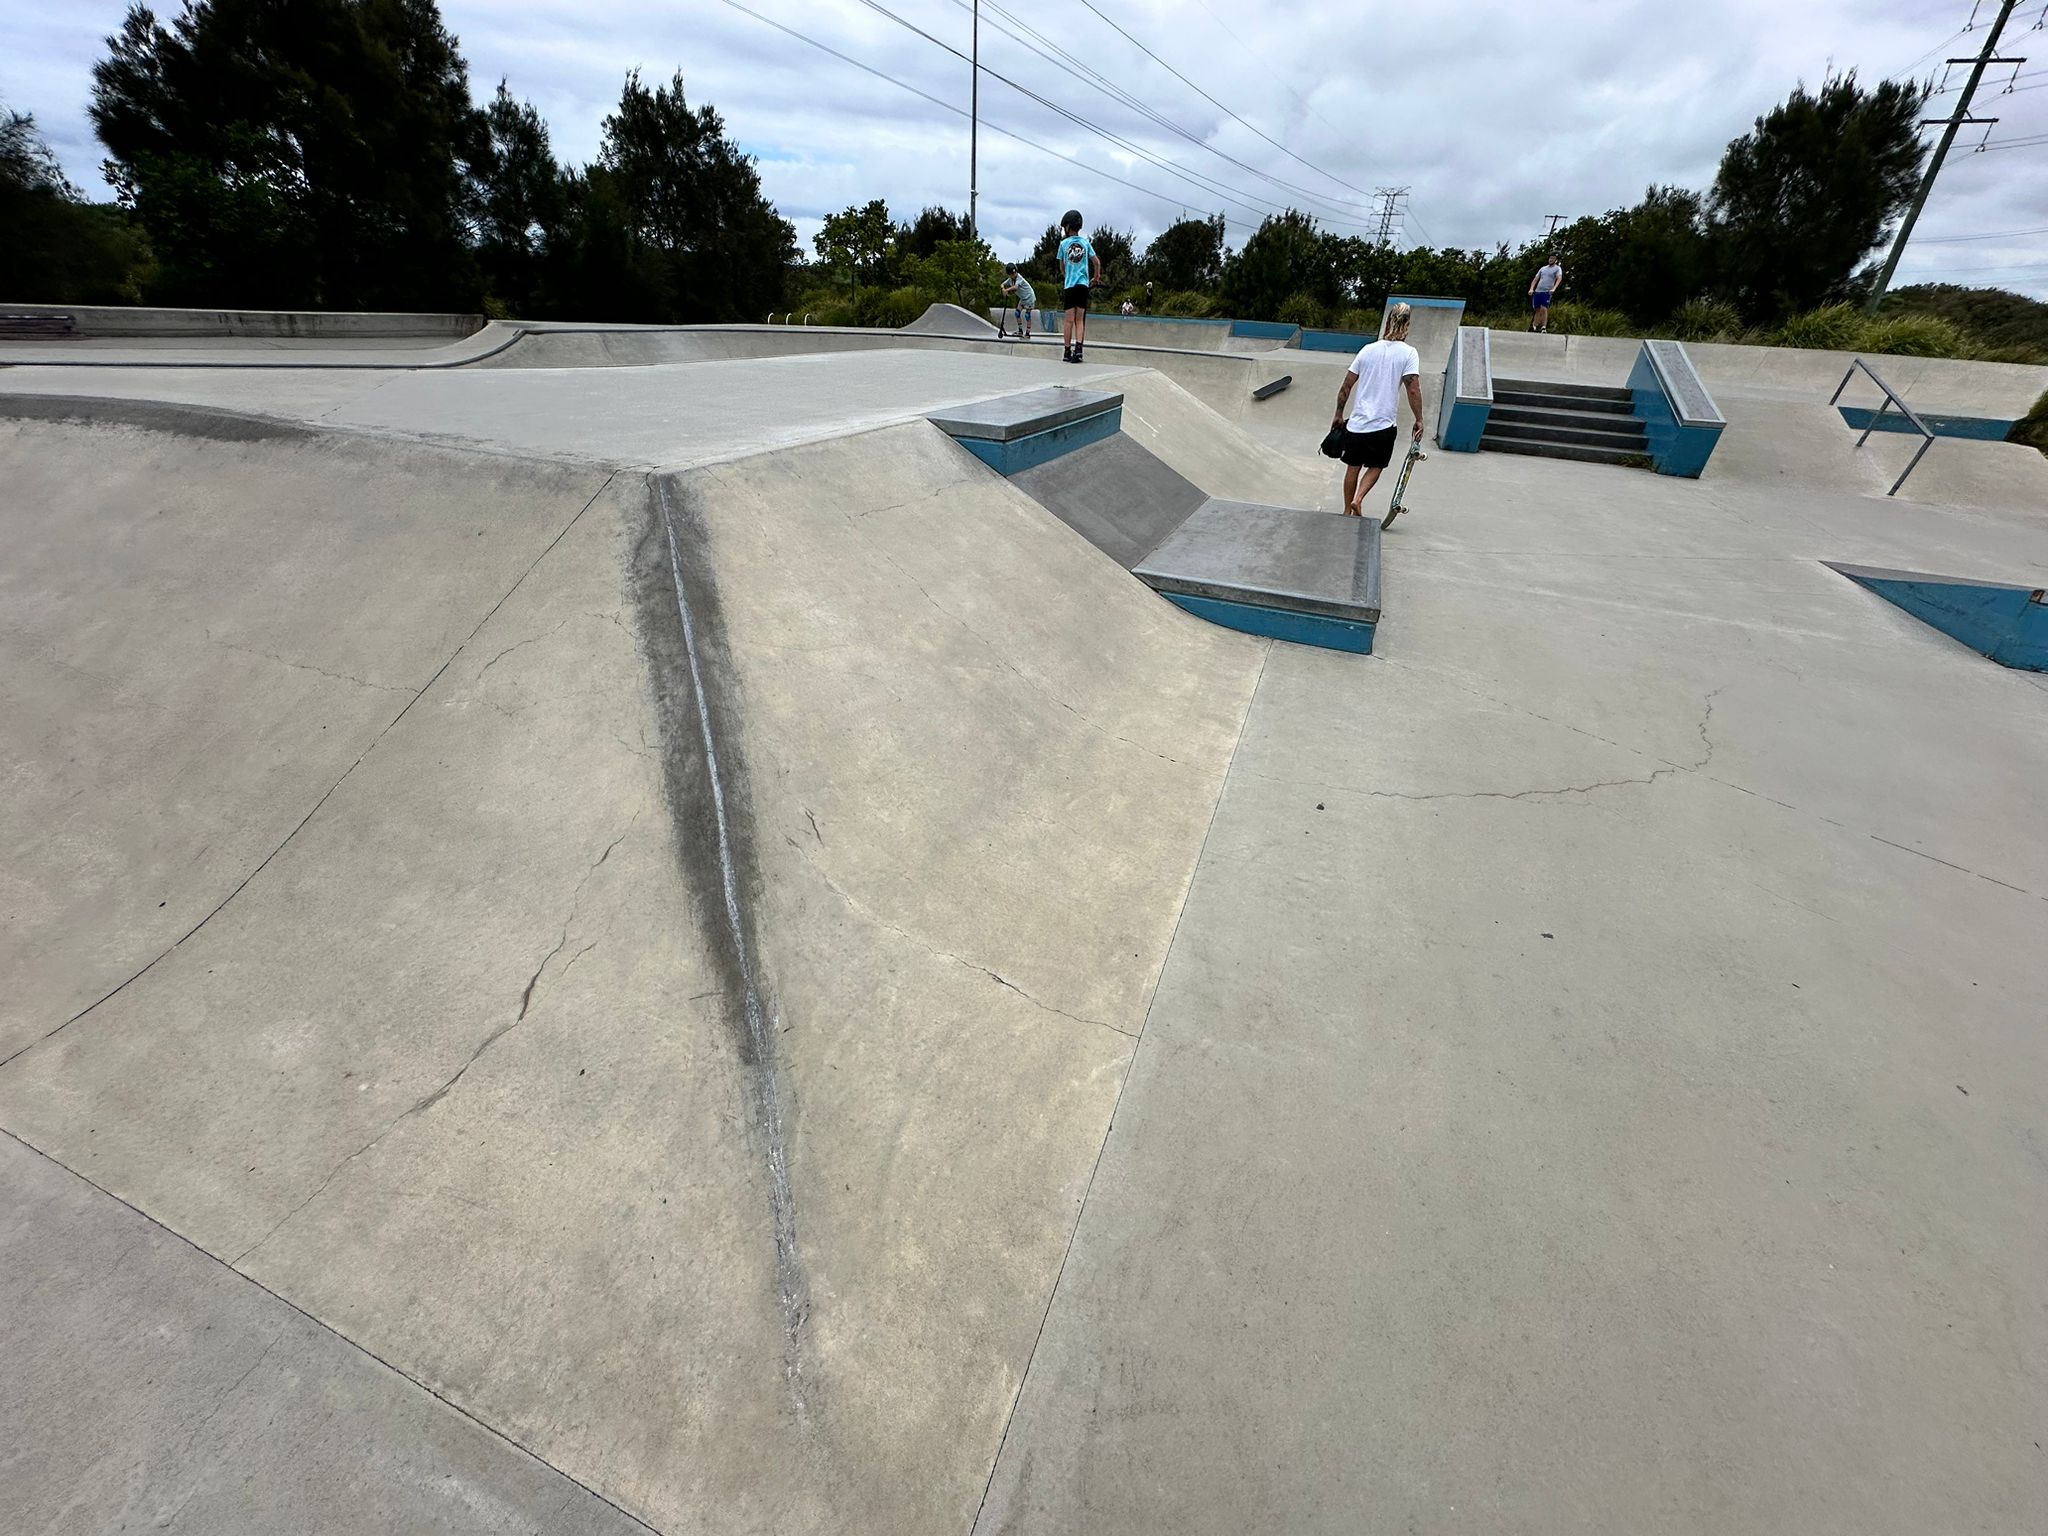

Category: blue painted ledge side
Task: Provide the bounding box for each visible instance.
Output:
[953,406,1120,475]
[1827,562,2048,671]
[1162,592,1377,655]
[1836,405,2016,441]
[1628,348,1722,477]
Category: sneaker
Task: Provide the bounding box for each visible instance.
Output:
[1072,346,1085,364]
[1062,345,1074,363]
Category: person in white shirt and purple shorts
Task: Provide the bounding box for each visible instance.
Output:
[1330,302,1425,521]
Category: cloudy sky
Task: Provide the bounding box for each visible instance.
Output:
[5,0,2045,296]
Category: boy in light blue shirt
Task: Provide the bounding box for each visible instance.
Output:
[1056,209,1103,364]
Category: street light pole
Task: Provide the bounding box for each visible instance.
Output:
[969,0,979,238]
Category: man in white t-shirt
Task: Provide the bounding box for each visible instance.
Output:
[1330,302,1424,519]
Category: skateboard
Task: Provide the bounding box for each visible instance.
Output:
[1381,440,1426,529]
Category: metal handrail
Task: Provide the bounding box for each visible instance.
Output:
[1830,359,1935,497]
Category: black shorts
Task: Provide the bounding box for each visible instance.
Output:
[1340,425,1398,468]
[1062,284,1090,312]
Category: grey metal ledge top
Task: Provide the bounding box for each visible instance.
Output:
[1823,561,2045,598]
[1452,326,1494,403]
[1135,499,1382,624]
[926,386,1123,442]
[1642,339,1726,427]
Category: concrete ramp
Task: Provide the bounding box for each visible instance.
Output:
[1013,432,1207,568]
[0,400,1266,1532]
[903,302,995,336]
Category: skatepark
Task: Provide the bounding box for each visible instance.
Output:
[3,303,2045,1533]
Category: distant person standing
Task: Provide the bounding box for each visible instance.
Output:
[1528,252,1564,332]
[1330,302,1424,519]
[1001,264,1036,341]
[1057,210,1103,363]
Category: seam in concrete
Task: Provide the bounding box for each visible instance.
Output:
[969,638,1273,1535]
[205,629,413,694]
[0,1126,664,1535]
[652,477,812,1425]
[1,468,621,1073]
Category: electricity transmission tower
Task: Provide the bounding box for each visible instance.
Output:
[1867,0,2026,310]
[1373,187,1410,247]
[1542,213,1567,240]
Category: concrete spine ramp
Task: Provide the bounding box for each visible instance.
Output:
[0,394,1269,1532]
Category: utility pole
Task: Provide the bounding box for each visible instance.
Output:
[968,0,979,238]
[1542,213,1567,240]
[1373,187,1409,247]
[1867,0,2024,311]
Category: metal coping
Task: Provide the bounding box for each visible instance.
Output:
[1385,294,1469,309]
[1453,326,1494,403]
[1823,561,2044,600]
[925,386,1124,443]
[1642,339,1725,427]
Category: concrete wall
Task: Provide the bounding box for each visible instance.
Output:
[0,303,485,340]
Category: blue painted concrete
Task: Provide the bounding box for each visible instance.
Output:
[952,406,1121,475]
[1300,329,1375,353]
[1828,563,2048,671]
[1629,348,1722,477]
[1231,319,1301,342]
[1836,405,2015,441]
[1440,398,1490,452]
[1162,592,1377,655]
[1387,295,1468,309]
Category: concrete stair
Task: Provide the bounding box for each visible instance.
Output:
[1483,379,1648,466]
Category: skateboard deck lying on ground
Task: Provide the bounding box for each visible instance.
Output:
[1382,441,1425,528]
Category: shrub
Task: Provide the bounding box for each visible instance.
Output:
[1150,288,1221,317]
[1773,304,1869,351]
[1974,342,2048,366]
[1277,291,1330,329]
[1667,297,1744,342]
[1548,302,1634,337]
[854,285,928,327]
[2009,390,2048,456]
[1860,313,1969,358]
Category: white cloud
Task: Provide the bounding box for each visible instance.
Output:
[3,0,2043,294]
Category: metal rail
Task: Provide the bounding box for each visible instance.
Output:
[1830,359,1935,497]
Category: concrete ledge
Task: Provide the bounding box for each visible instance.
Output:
[1438,326,1493,452]
[1135,498,1382,653]
[0,302,484,339]
[1160,592,1377,654]
[944,404,1122,476]
[1630,340,1725,477]
[1825,561,2048,670]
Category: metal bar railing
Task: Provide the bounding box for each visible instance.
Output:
[1830,359,1935,497]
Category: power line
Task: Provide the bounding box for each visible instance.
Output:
[1978,131,2048,147]
[928,0,1383,231]
[707,0,1245,226]
[1073,0,1383,210]
[1912,223,2048,239]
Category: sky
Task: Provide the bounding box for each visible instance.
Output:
[4,0,2045,297]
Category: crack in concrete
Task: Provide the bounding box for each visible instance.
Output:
[230,819,635,1268]
[477,614,577,677]
[206,629,411,694]
[784,834,1134,1039]
[9,471,622,1073]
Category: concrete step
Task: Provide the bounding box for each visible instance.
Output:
[1495,376,1634,406]
[1493,383,1636,416]
[1489,403,1649,440]
[1478,426,1648,466]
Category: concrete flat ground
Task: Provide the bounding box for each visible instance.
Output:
[1,327,2043,1534]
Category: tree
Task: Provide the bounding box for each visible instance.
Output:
[1709,73,1926,322]
[470,82,565,316]
[1221,210,1341,320]
[595,69,797,322]
[1140,214,1226,293]
[91,0,486,311]
[1,102,153,302]
[903,236,1002,311]
[815,198,895,294]
[1088,225,1138,295]
[898,205,969,263]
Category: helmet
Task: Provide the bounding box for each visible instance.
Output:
[1061,209,1083,231]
